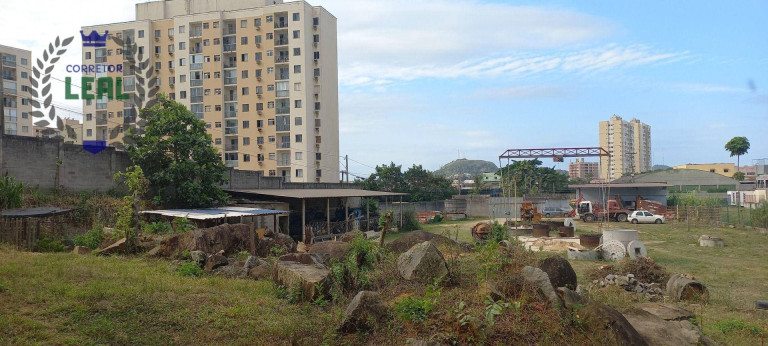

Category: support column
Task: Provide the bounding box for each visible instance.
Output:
[326,198,330,235]
[366,200,370,231]
[345,197,349,232]
[302,199,306,241]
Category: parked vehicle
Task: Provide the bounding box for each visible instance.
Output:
[577,200,631,222]
[542,207,570,217]
[629,210,665,224]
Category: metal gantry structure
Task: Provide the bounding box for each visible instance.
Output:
[497,147,612,223]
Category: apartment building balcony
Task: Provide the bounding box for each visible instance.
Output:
[276,140,290,149]
[276,107,290,115]
[276,73,289,80]
[223,44,237,52]
[275,39,288,46]
[224,95,238,102]
[275,57,289,64]
[3,86,17,95]
[190,62,203,70]
[225,127,238,135]
[274,22,288,29]
[225,144,238,151]
[276,124,290,132]
[223,61,237,69]
[190,79,203,86]
[224,77,237,85]
[191,96,203,103]
[1,58,16,67]
[277,159,291,166]
[96,117,108,126]
[225,160,238,168]
[224,110,238,118]
[189,29,203,38]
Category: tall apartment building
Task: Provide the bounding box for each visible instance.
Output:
[568,158,599,180]
[0,45,34,137]
[81,0,339,183]
[599,115,651,180]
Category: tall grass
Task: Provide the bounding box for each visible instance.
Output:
[0,174,23,209]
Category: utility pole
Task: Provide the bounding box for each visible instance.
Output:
[345,154,349,183]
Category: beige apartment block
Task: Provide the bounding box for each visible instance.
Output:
[599,115,652,180]
[673,163,735,177]
[81,0,339,182]
[568,158,599,180]
[1,44,34,137]
[35,118,83,145]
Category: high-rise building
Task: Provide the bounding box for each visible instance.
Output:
[599,115,651,180]
[0,44,34,137]
[568,158,599,180]
[81,0,339,182]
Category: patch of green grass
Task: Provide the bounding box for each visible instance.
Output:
[0,246,338,345]
[711,318,765,336]
[177,262,203,277]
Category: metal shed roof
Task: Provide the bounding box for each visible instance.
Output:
[1,207,73,219]
[569,182,672,188]
[140,206,287,220]
[225,189,408,199]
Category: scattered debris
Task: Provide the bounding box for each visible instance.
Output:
[666,274,708,302]
[591,273,664,300]
[698,235,725,247]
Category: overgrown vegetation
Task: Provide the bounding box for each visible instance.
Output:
[401,210,420,232]
[0,174,23,209]
[35,236,68,252]
[73,222,106,249]
[177,262,204,277]
[328,235,383,300]
[361,162,455,201]
[750,203,768,228]
[668,193,724,206]
[113,165,149,251]
[393,280,442,322]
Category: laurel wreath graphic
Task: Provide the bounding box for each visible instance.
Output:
[110,35,158,150]
[27,36,74,131]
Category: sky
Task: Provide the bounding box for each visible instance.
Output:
[1,0,766,179]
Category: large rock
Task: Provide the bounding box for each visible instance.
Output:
[556,287,588,310]
[273,261,330,301]
[154,223,296,258]
[388,230,460,254]
[397,241,449,283]
[520,266,560,308]
[99,238,127,255]
[204,254,229,271]
[309,241,351,261]
[72,246,91,255]
[249,263,273,280]
[244,256,264,270]
[338,291,389,333]
[580,302,648,345]
[190,251,207,267]
[279,253,330,267]
[621,304,705,345]
[212,264,249,279]
[539,255,577,290]
[340,230,363,242]
[405,339,445,346]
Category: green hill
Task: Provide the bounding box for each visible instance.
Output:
[434,159,498,177]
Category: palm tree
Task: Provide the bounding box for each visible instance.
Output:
[724,136,750,172]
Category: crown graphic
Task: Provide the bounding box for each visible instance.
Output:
[80,30,109,47]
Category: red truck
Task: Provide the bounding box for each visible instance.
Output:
[577,199,631,222]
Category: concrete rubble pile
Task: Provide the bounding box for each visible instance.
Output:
[592,273,664,300]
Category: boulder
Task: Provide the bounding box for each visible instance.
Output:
[254,232,297,257]
[279,253,330,267]
[621,304,705,345]
[340,230,363,242]
[244,256,263,270]
[249,263,273,280]
[99,238,127,255]
[309,241,351,261]
[397,241,449,283]
[666,274,708,301]
[520,266,560,307]
[190,251,207,267]
[155,224,252,257]
[388,230,460,254]
[698,235,725,247]
[580,302,648,346]
[212,264,249,279]
[556,287,588,310]
[72,246,91,255]
[204,254,229,271]
[338,291,390,333]
[273,261,330,301]
[539,255,577,290]
[405,339,445,346]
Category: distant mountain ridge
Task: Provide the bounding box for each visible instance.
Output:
[434,159,498,177]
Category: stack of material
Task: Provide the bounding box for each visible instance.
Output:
[638,198,667,215]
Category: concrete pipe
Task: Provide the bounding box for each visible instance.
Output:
[666,274,709,302]
[601,229,639,247]
[601,240,627,262]
[626,240,647,259]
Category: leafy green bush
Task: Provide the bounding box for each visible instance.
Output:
[36,237,68,252]
[172,217,196,233]
[750,203,768,228]
[234,250,250,262]
[177,262,203,277]
[712,318,765,336]
[73,222,106,249]
[401,210,420,232]
[488,221,507,243]
[393,281,441,322]
[143,221,172,234]
[328,234,382,300]
[0,174,23,209]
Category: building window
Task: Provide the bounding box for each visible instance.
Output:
[215,105,222,111]
[241,70,248,78]
[293,48,300,56]
[295,117,302,126]
[243,137,250,145]
[266,15,273,23]
[85,52,91,59]
[179,42,186,50]
[316,153,321,160]
[242,104,249,112]
[294,82,301,91]
[242,87,249,95]
[243,120,250,129]
[243,154,250,162]
[295,152,302,160]
[180,91,187,99]
[87,129,93,137]
[266,33,273,39]
[294,100,302,108]
[296,169,303,178]
[724,169,730,173]
[293,13,300,21]
[154,29,161,37]
[241,36,248,45]
[240,19,247,28]
[295,134,302,143]
[215,122,221,128]
[294,65,301,73]
[179,25,185,33]
[254,18,262,27]
[316,170,322,177]
[138,30,144,38]
[241,54,248,62]
[213,21,219,28]
[180,74,187,82]
[168,28,174,37]
[268,136,275,143]
[313,51,320,59]
[203,39,210,46]
[293,30,300,39]
[215,138,221,145]
[269,153,275,160]
[203,22,209,29]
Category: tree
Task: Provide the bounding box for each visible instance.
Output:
[732,171,745,181]
[126,94,228,208]
[725,136,750,172]
[114,165,148,252]
[362,163,455,201]
[497,159,570,196]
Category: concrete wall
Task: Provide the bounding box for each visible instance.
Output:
[1,135,132,192]
[224,168,359,190]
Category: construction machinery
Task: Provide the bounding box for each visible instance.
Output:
[520,201,542,223]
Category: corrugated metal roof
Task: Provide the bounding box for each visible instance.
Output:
[226,189,408,199]
[141,207,287,220]
[2,207,73,219]
[569,182,672,188]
